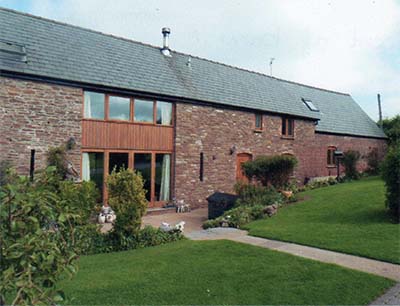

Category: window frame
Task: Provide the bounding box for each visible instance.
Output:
[83,91,106,120]
[254,113,263,131]
[156,100,174,126]
[302,98,319,112]
[281,117,295,138]
[133,98,156,124]
[81,149,172,207]
[82,91,174,126]
[108,94,132,122]
[327,146,336,167]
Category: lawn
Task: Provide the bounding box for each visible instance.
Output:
[246,177,400,264]
[60,240,394,305]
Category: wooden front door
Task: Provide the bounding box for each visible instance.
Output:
[236,153,252,182]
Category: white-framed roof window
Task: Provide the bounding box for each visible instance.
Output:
[302,98,319,112]
[0,40,27,62]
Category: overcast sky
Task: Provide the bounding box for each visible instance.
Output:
[2,0,399,120]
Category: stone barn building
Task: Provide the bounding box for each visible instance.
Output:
[0,8,387,208]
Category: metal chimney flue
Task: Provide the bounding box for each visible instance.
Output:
[161,27,171,57]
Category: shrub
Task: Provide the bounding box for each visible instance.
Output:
[0,168,82,305]
[57,181,101,255]
[0,160,16,186]
[47,146,69,179]
[234,182,283,207]
[340,150,361,180]
[366,148,380,175]
[381,144,400,222]
[202,205,266,229]
[59,180,99,223]
[202,219,221,229]
[136,226,184,248]
[242,155,298,188]
[107,168,148,237]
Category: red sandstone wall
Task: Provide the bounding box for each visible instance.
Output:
[0,77,387,208]
[174,103,387,208]
[0,76,82,175]
[309,133,387,177]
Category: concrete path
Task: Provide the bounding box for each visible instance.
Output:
[187,228,400,282]
[369,283,400,305]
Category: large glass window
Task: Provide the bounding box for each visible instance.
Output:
[84,91,104,119]
[109,96,130,120]
[134,99,154,123]
[82,152,104,198]
[109,153,129,173]
[156,101,172,125]
[155,154,171,201]
[134,153,152,201]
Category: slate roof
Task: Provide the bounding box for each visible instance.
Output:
[0,7,386,139]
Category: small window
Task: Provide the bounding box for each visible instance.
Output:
[255,113,262,130]
[199,152,204,182]
[109,96,130,120]
[84,91,105,119]
[282,117,294,137]
[156,101,173,125]
[134,99,154,123]
[327,147,336,166]
[303,99,319,112]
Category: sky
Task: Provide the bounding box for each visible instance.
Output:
[1,0,399,120]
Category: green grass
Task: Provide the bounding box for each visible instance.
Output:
[60,240,394,305]
[246,177,400,264]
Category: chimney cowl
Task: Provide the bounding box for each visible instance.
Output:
[161,27,171,57]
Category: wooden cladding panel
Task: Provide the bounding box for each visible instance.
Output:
[82,120,173,151]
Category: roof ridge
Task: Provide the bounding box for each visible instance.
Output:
[173,49,351,96]
[1,6,350,97]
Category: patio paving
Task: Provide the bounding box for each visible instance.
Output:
[142,207,207,233]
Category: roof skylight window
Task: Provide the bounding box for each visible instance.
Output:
[0,40,27,62]
[302,98,319,112]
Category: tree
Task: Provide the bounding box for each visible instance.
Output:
[380,144,400,222]
[381,115,400,145]
[0,168,82,305]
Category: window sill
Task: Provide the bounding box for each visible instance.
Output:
[281,136,294,140]
[327,165,336,168]
[253,129,263,133]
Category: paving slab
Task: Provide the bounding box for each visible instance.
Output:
[369,283,400,305]
[142,208,207,234]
